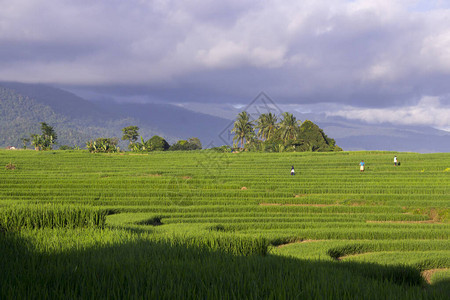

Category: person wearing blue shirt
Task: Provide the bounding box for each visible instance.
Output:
[359,160,365,172]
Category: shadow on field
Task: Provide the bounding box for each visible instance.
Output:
[0,231,448,299]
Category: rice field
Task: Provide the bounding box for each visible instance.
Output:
[0,149,449,299]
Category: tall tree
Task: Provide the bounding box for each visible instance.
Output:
[121,126,140,150]
[255,112,278,141]
[231,111,254,149]
[279,112,301,143]
[146,135,170,151]
[187,137,202,150]
[40,122,57,150]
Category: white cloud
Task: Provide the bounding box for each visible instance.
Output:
[325,96,450,129]
[420,30,450,73]
[0,0,450,110]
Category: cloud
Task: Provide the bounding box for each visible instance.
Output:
[0,0,450,110]
[325,96,450,130]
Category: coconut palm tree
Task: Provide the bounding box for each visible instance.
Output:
[279,112,301,144]
[255,112,278,141]
[231,111,254,149]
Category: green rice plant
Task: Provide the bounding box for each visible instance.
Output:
[0,150,449,298]
[0,204,107,231]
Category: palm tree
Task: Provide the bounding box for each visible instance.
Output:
[231,111,254,149]
[255,112,278,141]
[279,112,301,144]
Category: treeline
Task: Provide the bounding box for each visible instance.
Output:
[16,110,341,153]
[15,123,201,153]
[85,126,201,153]
[231,111,342,152]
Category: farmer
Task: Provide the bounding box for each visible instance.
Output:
[291,166,295,175]
[359,160,365,172]
[394,156,398,166]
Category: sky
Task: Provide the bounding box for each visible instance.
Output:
[1,0,449,130]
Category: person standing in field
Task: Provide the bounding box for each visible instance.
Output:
[291,166,295,175]
[394,156,398,166]
[359,160,365,172]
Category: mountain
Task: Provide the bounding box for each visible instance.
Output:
[315,118,450,153]
[91,100,230,147]
[1,82,448,152]
[0,82,228,149]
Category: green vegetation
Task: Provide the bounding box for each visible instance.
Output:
[120,125,201,152]
[121,125,140,150]
[232,111,341,152]
[30,122,58,151]
[0,150,448,298]
[86,137,120,153]
[169,137,202,151]
[0,204,106,230]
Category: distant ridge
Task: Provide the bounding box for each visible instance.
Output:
[0,81,105,119]
[0,82,448,152]
[0,82,229,148]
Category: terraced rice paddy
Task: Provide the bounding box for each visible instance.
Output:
[0,150,449,299]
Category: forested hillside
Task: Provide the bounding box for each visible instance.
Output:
[0,82,342,151]
[0,84,165,148]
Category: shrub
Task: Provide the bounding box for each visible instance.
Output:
[86,138,119,153]
[59,145,74,150]
[146,136,170,151]
[169,137,202,151]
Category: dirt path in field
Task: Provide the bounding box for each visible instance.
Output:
[421,268,449,284]
[260,203,338,207]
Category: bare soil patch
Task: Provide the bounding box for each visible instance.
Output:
[421,268,449,284]
[241,187,248,190]
[428,208,440,221]
[182,176,192,180]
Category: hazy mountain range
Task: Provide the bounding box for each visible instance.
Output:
[0,82,448,152]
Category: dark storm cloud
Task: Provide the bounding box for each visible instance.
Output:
[1,0,449,120]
